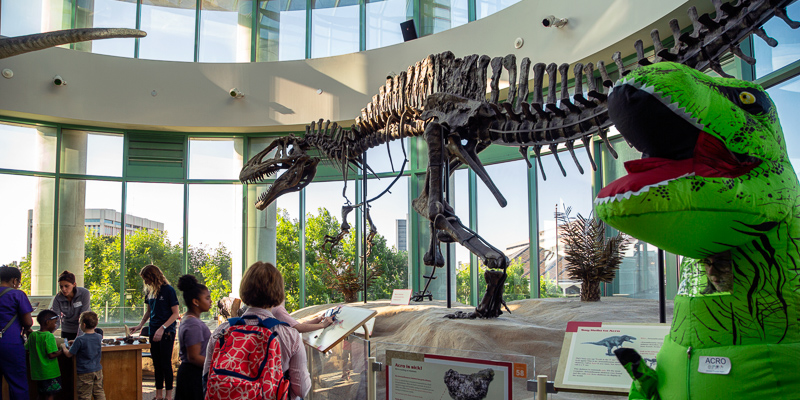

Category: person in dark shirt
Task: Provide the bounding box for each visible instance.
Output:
[130,265,179,400]
[175,275,211,400]
[0,265,34,400]
[62,311,104,400]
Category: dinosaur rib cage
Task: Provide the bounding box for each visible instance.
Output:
[302,0,798,176]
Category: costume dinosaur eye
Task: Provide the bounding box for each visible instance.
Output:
[739,91,756,105]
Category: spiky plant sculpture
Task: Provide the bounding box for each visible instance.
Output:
[556,207,629,301]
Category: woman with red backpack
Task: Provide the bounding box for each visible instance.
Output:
[203,262,311,399]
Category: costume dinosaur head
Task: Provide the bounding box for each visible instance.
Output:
[595,62,797,259]
[240,135,320,210]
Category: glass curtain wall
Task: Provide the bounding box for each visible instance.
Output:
[419,0,468,36]
[139,0,197,61]
[311,0,360,58]
[255,0,306,61]
[476,159,529,300]
[536,147,593,297]
[198,0,253,62]
[366,0,413,50]
[74,0,138,56]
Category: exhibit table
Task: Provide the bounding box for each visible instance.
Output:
[2,342,150,400]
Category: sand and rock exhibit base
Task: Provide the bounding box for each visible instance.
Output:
[292,297,674,400]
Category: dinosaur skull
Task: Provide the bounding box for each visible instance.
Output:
[596,62,796,259]
[240,135,320,210]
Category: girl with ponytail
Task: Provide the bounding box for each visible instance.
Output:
[175,275,211,400]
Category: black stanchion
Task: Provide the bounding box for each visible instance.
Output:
[658,249,666,323]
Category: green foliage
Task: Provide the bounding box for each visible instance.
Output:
[6,257,32,295]
[275,207,408,312]
[504,259,529,300]
[540,276,564,298]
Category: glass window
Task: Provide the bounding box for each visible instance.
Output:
[365,138,408,174]
[0,175,55,295]
[0,0,71,37]
[256,0,306,61]
[366,0,412,50]
[453,168,472,304]
[124,182,184,322]
[74,0,137,56]
[188,184,241,317]
[61,130,123,177]
[312,0,359,58]
[419,0,467,36]
[537,147,593,297]
[601,136,660,299]
[755,2,800,78]
[476,159,529,300]
[476,0,519,20]
[304,180,357,307]
[364,175,409,300]
[0,123,57,173]
[199,0,253,62]
[188,138,244,180]
[767,74,800,172]
[59,180,123,323]
[139,0,197,62]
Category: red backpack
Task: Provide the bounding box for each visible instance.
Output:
[206,316,291,400]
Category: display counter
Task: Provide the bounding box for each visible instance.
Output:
[2,342,150,400]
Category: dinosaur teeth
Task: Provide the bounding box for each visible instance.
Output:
[594,173,695,205]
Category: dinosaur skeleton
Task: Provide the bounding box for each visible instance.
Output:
[240,0,799,318]
[0,28,146,59]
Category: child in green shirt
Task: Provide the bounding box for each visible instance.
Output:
[25,309,63,399]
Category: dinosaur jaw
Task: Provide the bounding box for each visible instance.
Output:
[253,156,319,210]
[596,131,761,204]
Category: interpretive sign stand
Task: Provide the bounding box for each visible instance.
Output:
[554,321,670,395]
[390,289,412,305]
[386,350,513,400]
[302,305,377,353]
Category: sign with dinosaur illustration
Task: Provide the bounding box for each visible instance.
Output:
[554,322,670,395]
[386,350,512,400]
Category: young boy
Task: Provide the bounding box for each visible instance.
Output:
[62,311,105,400]
[26,309,63,400]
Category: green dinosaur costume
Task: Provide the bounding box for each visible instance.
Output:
[595,62,800,399]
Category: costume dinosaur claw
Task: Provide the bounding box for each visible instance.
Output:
[615,349,660,400]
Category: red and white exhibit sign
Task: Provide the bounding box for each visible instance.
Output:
[390,289,413,305]
[386,350,513,400]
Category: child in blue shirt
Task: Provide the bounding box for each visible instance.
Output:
[25,309,63,400]
[62,311,105,400]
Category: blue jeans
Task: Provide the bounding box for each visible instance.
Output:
[0,343,29,400]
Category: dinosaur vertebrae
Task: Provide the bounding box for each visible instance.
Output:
[306,0,799,178]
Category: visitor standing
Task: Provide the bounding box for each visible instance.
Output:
[204,261,311,399]
[61,311,105,400]
[51,270,91,340]
[0,265,34,400]
[26,310,64,400]
[175,275,211,400]
[130,265,180,400]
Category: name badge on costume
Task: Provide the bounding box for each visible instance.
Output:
[698,356,731,375]
[73,301,83,308]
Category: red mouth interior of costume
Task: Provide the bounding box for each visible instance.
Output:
[597,131,760,199]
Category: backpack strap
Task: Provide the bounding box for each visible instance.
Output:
[227,315,290,330]
[0,288,18,337]
[258,317,290,331]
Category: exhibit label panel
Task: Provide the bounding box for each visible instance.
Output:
[556,321,670,394]
[387,350,512,400]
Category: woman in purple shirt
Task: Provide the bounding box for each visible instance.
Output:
[175,275,211,400]
[0,265,34,400]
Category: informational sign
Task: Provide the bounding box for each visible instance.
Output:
[387,350,513,400]
[555,321,671,394]
[302,305,377,353]
[390,289,413,305]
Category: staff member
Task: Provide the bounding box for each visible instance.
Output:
[51,270,91,340]
[131,264,180,400]
[0,265,34,400]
